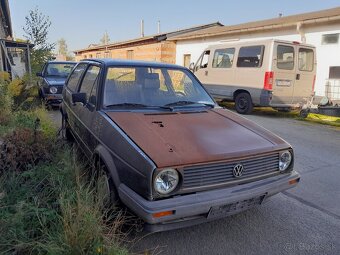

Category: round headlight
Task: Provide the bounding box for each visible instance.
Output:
[154,168,179,195]
[49,86,58,94]
[279,151,292,171]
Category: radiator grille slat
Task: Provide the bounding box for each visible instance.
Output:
[183,153,279,189]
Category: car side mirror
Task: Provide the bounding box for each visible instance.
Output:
[189,62,195,71]
[36,72,43,77]
[72,92,87,105]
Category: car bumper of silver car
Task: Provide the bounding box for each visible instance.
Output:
[119,170,300,232]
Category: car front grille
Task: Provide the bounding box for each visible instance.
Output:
[182,153,279,189]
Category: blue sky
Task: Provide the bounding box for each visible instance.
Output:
[9,0,340,52]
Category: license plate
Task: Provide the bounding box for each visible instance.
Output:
[276,80,292,86]
[207,195,265,219]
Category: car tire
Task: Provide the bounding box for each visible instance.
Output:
[235,92,253,114]
[94,159,119,209]
[61,115,74,142]
[299,109,310,118]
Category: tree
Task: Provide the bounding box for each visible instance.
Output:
[57,38,68,56]
[23,7,55,74]
[100,31,110,45]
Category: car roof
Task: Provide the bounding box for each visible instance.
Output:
[47,61,77,64]
[80,58,186,69]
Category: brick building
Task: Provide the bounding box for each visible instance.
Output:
[74,22,222,64]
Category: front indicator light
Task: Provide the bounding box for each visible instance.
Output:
[289,178,300,185]
[152,210,175,218]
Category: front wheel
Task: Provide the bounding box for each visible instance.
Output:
[235,92,253,114]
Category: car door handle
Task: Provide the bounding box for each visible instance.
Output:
[205,70,208,76]
[296,74,300,80]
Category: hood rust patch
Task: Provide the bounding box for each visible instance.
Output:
[106,109,288,168]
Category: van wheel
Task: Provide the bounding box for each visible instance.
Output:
[235,92,253,114]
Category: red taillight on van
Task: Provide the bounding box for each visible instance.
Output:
[312,75,316,92]
[264,71,274,90]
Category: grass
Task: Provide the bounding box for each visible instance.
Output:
[0,146,128,254]
[219,102,340,128]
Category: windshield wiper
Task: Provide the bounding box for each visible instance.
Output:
[106,103,149,108]
[165,101,214,108]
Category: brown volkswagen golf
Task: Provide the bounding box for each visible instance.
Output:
[60,59,300,232]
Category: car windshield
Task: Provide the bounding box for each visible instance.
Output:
[45,63,76,77]
[103,66,215,109]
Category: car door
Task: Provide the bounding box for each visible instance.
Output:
[194,50,211,84]
[63,63,88,141]
[292,47,316,104]
[74,64,101,156]
[272,43,296,105]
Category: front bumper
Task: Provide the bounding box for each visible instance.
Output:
[44,93,62,106]
[119,171,300,232]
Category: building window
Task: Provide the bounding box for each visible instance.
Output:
[104,51,111,58]
[96,52,101,58]
[322,33,339,45]
[277,45,294,70]
[84,55,87,59]
[89,54,93,58]
[127,50,134,59]
[212,48,235,68]
[329,66,340,79]
[237,46,264,68]
[183,54,191,67]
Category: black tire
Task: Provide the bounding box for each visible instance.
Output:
[61,115,74,142]
[299,109,310,118]
[277,108,291,113]
[235,92,253,114]
[94,159,119,209]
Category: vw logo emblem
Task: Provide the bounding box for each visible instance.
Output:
[233,164,244,177]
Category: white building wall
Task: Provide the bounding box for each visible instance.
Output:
[175,23,340,97]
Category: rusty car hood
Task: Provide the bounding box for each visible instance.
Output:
[105,108,289,168]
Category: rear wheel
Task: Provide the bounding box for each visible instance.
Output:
[61,115,73,142]
[235,92,253,114]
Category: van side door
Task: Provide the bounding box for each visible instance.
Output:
[272,44,296,105]
[205,47,236,99]
[292,47,316,104]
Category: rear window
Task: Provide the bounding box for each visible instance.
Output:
[212,48,235,68]
[299,48,314,72]
[237,46,264,68]
[277,45,294,70]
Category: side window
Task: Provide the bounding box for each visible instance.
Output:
[277,45,294,70]
[237,46,264,68]
[298,48,314,72]
[212,48,235,68]
[79,65,101,105]
[67,64,87,91]
[195,50,210,71]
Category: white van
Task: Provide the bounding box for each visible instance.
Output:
[191,39,316,114]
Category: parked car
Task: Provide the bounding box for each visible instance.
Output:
[37,61,76,107]
[191,39,316,114]
[60,59,300,232]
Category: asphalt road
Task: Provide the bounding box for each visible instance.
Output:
[131,113,340,255]
[49,110,340,255]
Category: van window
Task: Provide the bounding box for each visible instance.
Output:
[237,46,264,68]
[277,45,294,70]
[195,50,210,71]
[299,48,314,71]
[212,48,235,68]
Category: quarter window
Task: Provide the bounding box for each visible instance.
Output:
[195,50,210,71]
[212,48,235,68]
[79,65,100,104]
[67,64,87,92]
[237,46,264,68]
[298,48,314,72]
[277,45,294,70]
